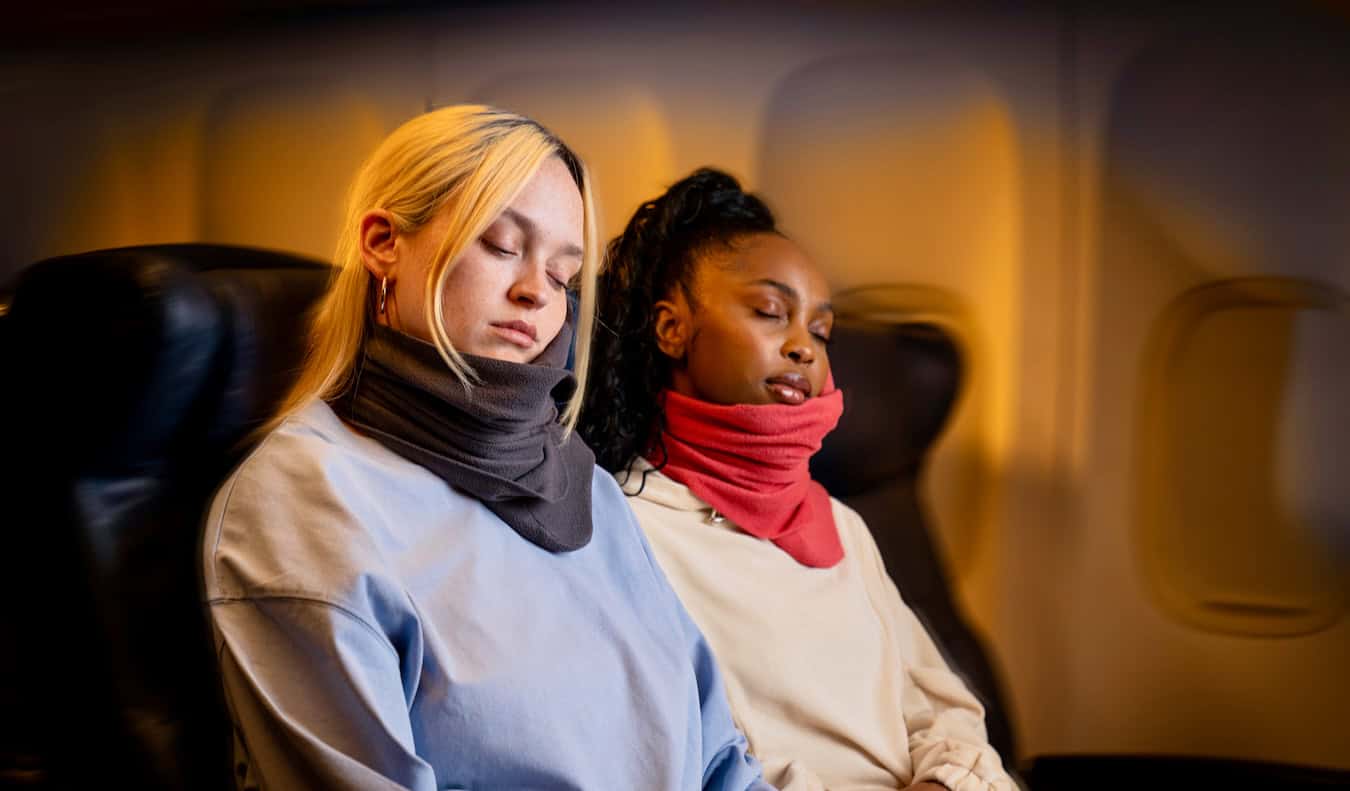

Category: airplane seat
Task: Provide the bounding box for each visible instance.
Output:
[810,317,1019,768]
[0,244,331,789]
[1,245,1026,786]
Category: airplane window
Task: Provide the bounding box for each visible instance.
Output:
[1138,278,1349,636]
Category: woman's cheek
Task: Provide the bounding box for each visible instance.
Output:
[541,302,567,346]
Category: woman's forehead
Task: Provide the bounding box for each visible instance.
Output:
[700,234,830,298]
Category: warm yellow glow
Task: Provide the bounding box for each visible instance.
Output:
[759,55,1020,589]
[471,75,678,244]
[201,83,390,260]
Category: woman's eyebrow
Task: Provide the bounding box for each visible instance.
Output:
[501,208,583,258]
[749,278,798,302]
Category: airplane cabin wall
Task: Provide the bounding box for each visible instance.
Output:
[1062,7,1350,766]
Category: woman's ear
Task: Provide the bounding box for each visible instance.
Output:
[358,209,400,280]
[653,295,691,360]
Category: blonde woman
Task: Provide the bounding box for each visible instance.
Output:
[202,107,771,791]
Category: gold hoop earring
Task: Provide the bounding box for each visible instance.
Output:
[378,277,389,315]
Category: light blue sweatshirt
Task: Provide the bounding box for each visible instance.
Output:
[202,399,772,791]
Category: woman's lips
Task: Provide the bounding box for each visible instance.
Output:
[765,373,812,405]
[490,320,537,349]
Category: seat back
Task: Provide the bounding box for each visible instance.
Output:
[1,245,331,789]
[811,318,1018,765]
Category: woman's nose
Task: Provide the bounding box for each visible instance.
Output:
[509,264,552,309]
[783,332,815,365]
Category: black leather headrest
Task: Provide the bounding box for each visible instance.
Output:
[811,319,962,496]
[3,244,333,790]
[9,252,224,474]
[6,245,332,475]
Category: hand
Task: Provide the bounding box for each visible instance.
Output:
[903,784,949,791]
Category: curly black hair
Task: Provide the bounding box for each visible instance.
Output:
[579,167,779,476]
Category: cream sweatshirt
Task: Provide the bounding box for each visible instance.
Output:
[619,460,1014,791]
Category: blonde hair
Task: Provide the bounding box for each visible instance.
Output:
[268,104,600,436]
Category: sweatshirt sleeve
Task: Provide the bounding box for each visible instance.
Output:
[210,596,439,791]
[844,507,1015,791]
[202,426,440,790]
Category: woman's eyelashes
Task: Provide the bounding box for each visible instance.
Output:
[483,237,519,258]
[484,235,568,291]
[751,303,831,344]
[753,301,786,321]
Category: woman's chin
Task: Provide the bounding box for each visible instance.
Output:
[464,339,538,364]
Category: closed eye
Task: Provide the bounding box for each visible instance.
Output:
[484,239,518,257]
